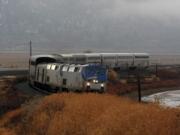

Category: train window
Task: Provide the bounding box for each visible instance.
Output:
[104,56,114,60]
[69,58,74,61]
[47,64,51,69]
[88,57,100,60]
[62,66,69,71]
[118,56,132,59]
[55,65,59,70]
[76,57,86,63]
[74,67,79,72]
[135,56,149,59]
[60,65,63,71]
[63,58,68,61]
[68,67,75,72]
[51,65,56,70]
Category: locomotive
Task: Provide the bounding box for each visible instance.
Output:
[30,63,107,92]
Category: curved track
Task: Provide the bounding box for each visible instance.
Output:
[16,82,53,96]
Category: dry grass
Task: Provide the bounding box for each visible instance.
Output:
[106,69,180,95]
[107,79,180,95]
[0,128,16,135]
[108,69,119,82]
[0,93,179,135]
[0,108,23,127]
[157,69,180,79]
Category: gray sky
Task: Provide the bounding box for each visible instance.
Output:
[0,0,180,54]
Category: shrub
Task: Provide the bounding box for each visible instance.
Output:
[108,69,119,82]
[0,128,16,135]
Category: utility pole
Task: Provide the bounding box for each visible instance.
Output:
[29,40,32,83]
[29,40,32,57]
[137,73,141,102]
[155,64,158,77]
[137,66,142,102]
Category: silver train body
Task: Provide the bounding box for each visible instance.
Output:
[61,53,149,68]
[30,63,107,92]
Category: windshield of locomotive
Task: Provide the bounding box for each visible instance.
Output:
[82,65,107,82]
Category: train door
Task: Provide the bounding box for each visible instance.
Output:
[73,67,82,90]
[61,65,69,91]
[36,67,40,82]
[59,65,63,87]
[36,67,46,84]
[62,78,68,91]
[62,78,67,86]
[38,67,43,83]
[42,68,46,84]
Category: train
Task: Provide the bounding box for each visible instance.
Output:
[29,53,149,68]
[30,63,107,92]
[29,53,150,92]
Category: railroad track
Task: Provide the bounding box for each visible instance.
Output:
[29,83,53,95]
[0,68,28,76]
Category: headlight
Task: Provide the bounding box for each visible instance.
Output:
[101,84,104,87]
[87,82,90,86]
[93,80,98,83]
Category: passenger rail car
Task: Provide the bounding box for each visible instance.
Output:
[61,53,149,68]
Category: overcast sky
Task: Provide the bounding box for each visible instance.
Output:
[0,0,180,54]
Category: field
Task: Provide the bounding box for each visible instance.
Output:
[0,73,180,135]
[0,77,179,135]
[0,53,29,68]
[0,93,179,135]
[106,66,180,98]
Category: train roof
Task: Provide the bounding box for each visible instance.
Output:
[30,54,63,64]
[60,53,149,57]
[31,53,149,62]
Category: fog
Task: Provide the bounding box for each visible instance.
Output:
[0,0,180,53]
